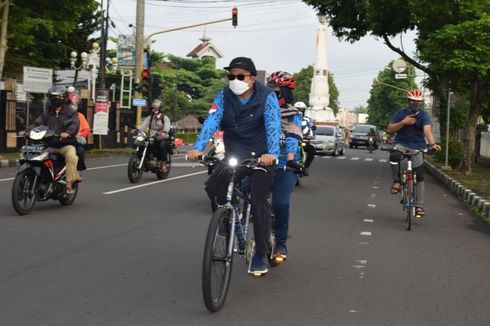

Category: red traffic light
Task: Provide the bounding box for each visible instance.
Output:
[232,7,238,27]
[141,69,150,78]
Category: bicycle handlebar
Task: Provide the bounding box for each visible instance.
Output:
[381,145,438,156]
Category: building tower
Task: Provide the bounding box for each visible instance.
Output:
[307,15,335,123]
[186,27,224,68]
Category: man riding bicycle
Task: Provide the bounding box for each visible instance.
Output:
[387,88,441,217]
[187,57,281,276]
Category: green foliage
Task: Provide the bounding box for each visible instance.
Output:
[433,139,464,169]
[5,0,100,78]
[149,53,227,121]
[294,65,339,114]
[367,61,416,129]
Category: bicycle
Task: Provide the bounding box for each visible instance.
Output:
[193,153,278,312]
[385,146,431,231]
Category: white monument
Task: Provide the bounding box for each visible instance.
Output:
[307,15,335,123]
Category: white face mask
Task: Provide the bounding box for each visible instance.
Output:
[229,79,250,95]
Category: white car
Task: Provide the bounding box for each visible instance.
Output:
[310,125,345,156]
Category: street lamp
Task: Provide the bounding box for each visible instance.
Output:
[70,42,100,101]
[69,43,118,101]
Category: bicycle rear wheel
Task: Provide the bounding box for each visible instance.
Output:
[202,207,234,312]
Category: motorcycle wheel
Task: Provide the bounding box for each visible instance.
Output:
[156,154,171,180]
[128,153,143,183]
[59,182,79,206]
[11,169,38,215]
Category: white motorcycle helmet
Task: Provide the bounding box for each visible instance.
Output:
[294,101,307,110]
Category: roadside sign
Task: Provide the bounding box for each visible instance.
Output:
[93,102,109,135]
[132,98,146,106]
[395,73,407,79]
[392,58,407,73]
[23,66,53,93]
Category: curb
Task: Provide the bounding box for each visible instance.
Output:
[425,161,490,219]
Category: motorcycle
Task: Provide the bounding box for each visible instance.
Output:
[367,136,375,153]
[127,130,172,183]
[11,125,79,215]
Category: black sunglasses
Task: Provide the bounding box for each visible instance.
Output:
[227,74,251,81]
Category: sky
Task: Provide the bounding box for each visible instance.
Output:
[105,0,419,110]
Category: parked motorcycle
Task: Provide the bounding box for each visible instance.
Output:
[11,125,79,215]
[127,130,172,183]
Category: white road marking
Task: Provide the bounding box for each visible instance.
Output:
[357,260,367,265]
[103,170,207,194]
[364,219,374,223]
[86,163,126,170]
[351,157,360,160]
[337,156,347,159]
[372,186,379,189]
[368,204,376,208]
[0,177,14,182]
[379,159,387,162]
[360,231,372,236]
[365,158,373,161]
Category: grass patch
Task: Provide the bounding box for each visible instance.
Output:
[434,162,490,202]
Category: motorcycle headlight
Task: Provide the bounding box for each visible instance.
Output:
[136,135,145,142]
[228,157,238,167]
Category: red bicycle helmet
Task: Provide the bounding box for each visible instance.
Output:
[406,88,423,101]
[267,71,296,90]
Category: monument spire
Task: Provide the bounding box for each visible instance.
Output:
[308,15,335,123]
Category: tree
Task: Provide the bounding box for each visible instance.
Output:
[294,65,339,114]
[367,61,416,129]
[4,0,100,78]
[303,0,490,174]
[417,10,490,173]
[149,53,227,120]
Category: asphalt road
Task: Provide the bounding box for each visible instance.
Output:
[0,149,489,326]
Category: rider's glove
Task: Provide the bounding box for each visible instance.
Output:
[76,136,87,145]
[286,160,303,174]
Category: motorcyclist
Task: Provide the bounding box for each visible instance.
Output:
[67,86,90,175]
[294,101,316,176]
[29,85,80,194]
[267,71,303,263]
[368,127,378,150]
[138,99,172,172]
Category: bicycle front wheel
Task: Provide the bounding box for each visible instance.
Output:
[405,179,416,231]
[202,207,234,312]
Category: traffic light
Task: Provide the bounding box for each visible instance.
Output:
[232,7,238,28]
[141,69,152,99]
[151,77,163,99]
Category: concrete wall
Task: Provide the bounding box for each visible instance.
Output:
[481,131,490,158]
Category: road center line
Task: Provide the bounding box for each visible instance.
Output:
[103,170,207,194]
[364,219,374,223]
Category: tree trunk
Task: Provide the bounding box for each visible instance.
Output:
[461,79,486,174]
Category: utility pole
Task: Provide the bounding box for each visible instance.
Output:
[98,0,110,90]
[0,0,10,79]
[135,0,145,126]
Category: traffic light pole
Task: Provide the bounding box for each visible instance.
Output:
[135,17,232,126]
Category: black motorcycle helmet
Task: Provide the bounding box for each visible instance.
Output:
[47,85,68,109]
